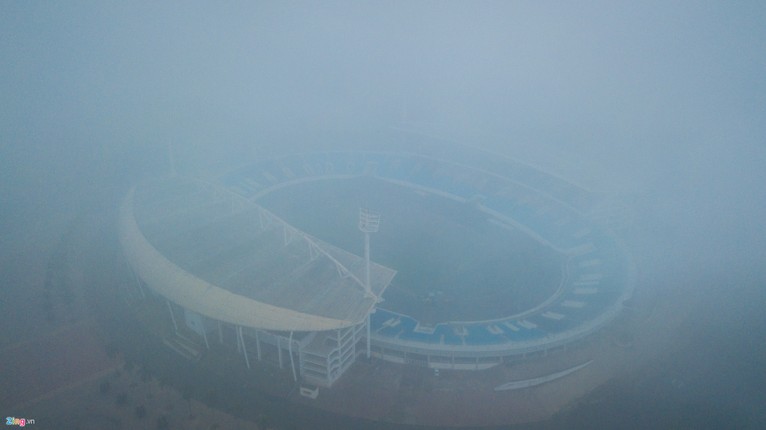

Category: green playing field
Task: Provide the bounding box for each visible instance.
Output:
[257,176,563,324]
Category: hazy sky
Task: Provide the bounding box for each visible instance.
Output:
[2,1,765,261]
[2,4,765,426]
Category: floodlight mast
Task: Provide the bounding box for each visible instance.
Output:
[359,207,380,359]
[359,208,380,293]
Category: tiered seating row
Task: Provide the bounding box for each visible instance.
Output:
[224,151,595,250]
[220,150,632,353]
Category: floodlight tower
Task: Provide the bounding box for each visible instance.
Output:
[359,207,380,358]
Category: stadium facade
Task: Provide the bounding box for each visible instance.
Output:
[119,144,634,391]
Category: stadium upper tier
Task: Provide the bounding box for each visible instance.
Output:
[224,150,597,252]
[221,149,634,357]
[119,177,396,332]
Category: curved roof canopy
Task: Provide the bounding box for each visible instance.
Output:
[119,177,395,332]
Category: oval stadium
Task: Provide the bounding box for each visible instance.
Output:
[119,143,634,392]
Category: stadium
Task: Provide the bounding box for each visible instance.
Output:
[118,142,634,394]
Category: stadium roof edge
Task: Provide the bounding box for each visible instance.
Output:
[119,186,390,331]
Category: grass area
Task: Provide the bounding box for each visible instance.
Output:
[258,177,563,323]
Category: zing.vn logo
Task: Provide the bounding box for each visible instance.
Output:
[6,417,34,427]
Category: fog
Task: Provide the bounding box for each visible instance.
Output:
[2,1,765,428]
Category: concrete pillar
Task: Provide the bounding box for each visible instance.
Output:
[166,300,178,333]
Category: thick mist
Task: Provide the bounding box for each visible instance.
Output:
[3,1,764,242]
[2,1,765,428]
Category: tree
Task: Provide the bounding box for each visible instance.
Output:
[105,342,118,359]
[204,389,219,408]
[181,385,194,417]
[134,405,147,419]
[140,365,152,382]
[156,416,169,430]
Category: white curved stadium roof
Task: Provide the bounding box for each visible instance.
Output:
[119,177,396,332]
